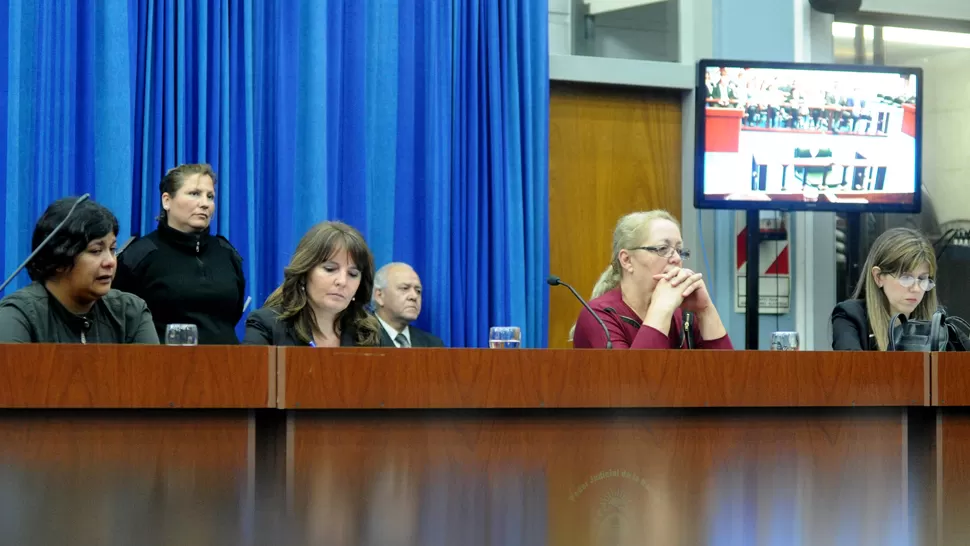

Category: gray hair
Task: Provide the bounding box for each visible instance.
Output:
[371,262,411,307]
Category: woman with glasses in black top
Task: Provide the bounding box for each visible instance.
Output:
[831,227,938,351]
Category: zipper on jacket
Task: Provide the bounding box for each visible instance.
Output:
[681,313,691,348]
[195,239,208,279]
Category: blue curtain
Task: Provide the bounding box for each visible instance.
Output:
[0,0,549,347]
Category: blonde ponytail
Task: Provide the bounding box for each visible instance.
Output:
[568,264,619,341]
[591,264,621,299]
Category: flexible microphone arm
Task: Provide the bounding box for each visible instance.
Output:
[0,194,91,295]
[547,275,612,349]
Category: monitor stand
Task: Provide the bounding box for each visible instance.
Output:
[745,210,760,350]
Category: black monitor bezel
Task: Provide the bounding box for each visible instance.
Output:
[693,58,924,214]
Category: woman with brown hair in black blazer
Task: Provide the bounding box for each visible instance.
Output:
[243,221,384,347]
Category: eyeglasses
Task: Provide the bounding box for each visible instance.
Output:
[631,245,691,261]
[890,273,936,292]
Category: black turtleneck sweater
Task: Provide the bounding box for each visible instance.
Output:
[113,222,246,344]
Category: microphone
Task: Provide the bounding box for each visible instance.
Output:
[547,275,612,349]
[242,296,252,313]
[0,194,91,295]
[682,310,695,349]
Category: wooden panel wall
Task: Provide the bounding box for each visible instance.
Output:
[548,82,684,347]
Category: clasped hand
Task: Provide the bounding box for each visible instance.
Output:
[650,267,712,313]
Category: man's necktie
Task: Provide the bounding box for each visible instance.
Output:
[395,333,410,348]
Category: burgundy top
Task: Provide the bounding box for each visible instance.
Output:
[573,288,733,350]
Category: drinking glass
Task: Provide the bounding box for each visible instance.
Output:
[488,327,521,349]
[165,324,199,346]
[770,331,799,351]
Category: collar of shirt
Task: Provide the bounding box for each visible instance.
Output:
[45,285,99,342]
[376,315,411,347]
[157,219,210,254]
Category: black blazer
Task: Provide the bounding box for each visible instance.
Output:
[831,299,877,351]
[242,307,386,347]
[378,323,446,348]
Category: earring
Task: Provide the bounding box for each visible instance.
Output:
[352,297,356,301]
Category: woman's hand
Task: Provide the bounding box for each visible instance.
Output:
[642,267,702,336]
[653,268,714,314]
[685,280,713,313]
[650,267,703,314]
[658,269,726,342]
[643,267,710,335]
[649,267,724,342]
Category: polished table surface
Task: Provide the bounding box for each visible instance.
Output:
[0,344,275,546]
[0,345,958,545]
[932,353,970,545]
[280,348,928,545]
[278,347,929,408]
[0,344,275,408]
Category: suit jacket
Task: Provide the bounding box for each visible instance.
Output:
[831,299,876,350]
[378,323,446,348]
[242,306,386,347]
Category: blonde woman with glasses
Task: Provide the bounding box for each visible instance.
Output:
[831,227,938,351]
[572,211,732,349]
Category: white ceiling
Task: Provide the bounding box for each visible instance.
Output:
[832,24,970,66]
[834,36,963,66]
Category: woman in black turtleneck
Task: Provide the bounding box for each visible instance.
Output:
[113,164,246,344]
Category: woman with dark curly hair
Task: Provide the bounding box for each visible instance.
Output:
[0,197,158,343]
[243,221,384,347]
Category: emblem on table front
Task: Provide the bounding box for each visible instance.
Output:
[596,489,630,546]
[567,469,648,546]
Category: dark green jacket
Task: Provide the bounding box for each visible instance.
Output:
[0,282,158,344]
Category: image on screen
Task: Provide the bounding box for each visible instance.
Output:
[697,63,920,212]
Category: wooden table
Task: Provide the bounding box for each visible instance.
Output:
[0,344,275,545]
[933,353,970,545]
[0,345,956,544]
[279,348,929,545]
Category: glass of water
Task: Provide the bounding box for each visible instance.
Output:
[489,327,521,349]
[165,324,199,346]
[770,331,799,351]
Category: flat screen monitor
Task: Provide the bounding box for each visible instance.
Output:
[694,59,922,213]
